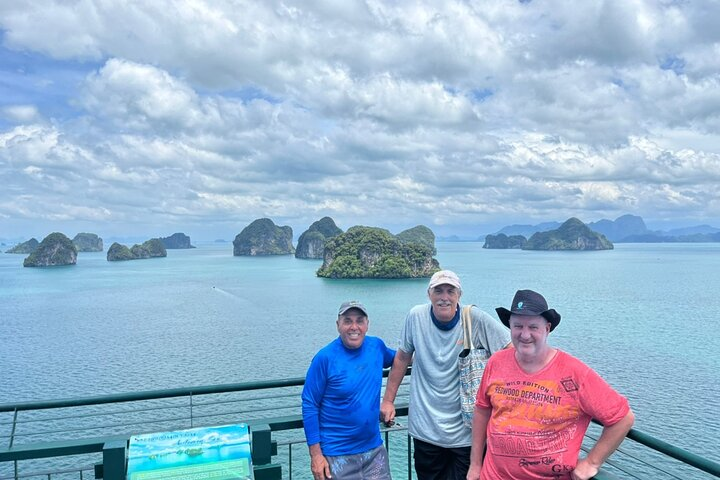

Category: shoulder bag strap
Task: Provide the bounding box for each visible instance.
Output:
[461,304,475,350]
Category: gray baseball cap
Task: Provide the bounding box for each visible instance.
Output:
[338,300,368,316]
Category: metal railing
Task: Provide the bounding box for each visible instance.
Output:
[1,371,718,480]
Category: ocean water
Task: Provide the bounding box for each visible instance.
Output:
[1,242,719,475]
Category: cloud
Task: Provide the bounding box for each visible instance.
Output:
[1,0,720,239]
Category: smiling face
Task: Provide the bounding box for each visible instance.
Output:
[428,284,461,322]
[336,308,368,349]
[509,314,551,357]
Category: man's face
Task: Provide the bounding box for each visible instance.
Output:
[509,314,550,355]
[428,284,461,322]
[336,308,368,349]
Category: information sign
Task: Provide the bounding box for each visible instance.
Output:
[126,423,254,480]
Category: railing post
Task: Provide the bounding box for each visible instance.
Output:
[101,440,126,480]
[251,424,281,480]
[189,393,194,428]
[9,409,18,449]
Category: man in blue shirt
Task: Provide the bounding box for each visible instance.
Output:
[302,301,396,479]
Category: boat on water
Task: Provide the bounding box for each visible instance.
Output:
[1,371,718,480]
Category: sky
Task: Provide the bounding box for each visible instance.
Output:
[1,0,720,242]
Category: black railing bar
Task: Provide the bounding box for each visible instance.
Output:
[0,465,95,480]
[8,409,17,450]
[274,426,409,449]
[584,431,684,480]
[0,368,413,414]
[10,413,194,439]
[0,377,307,413]
[191,391,304,407]
[4,405,188,425]
[8,395,302,426]
[0,390,411,430]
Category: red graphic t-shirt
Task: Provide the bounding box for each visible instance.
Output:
[475,349,630,479]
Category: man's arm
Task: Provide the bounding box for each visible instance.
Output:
[380,349,412,423]
[301,356,330,479]
[571,410,635,480]
[308,443,332,480]
[467,405,491,480]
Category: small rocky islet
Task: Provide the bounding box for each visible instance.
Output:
[483,218,613,251]
[23,233,77,267]
[107,238,167,261]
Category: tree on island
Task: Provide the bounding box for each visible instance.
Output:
[524,218,613,250]
[295,216,343,259]
[6,238,40,254]
[23,233,77,267]
[233,218,295,256]
[317,226,439,278]
[396,225,437,254]
[107,238,167,261]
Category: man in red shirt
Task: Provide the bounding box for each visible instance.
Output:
[467,290,634,480]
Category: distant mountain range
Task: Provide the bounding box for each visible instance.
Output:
[489,214,720,243]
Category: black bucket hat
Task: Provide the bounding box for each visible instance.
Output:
[496,289,561,332]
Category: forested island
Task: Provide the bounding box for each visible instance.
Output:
[317,225,439,278]
[107,239,167,261]
[23,233,77,267]
[295,217,343,259]
[233,218,295,256]
[73,233,103,252]
[484,218,613,250]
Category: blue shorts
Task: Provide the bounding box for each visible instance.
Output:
[326,444,392,479]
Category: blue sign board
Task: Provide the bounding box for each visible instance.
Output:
[126,423,254,479]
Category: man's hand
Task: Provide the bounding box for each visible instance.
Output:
[309,444,332,479]
[570,458,597,480]
[380,399,396,424]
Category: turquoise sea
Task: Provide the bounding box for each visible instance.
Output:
[1,242,719,476]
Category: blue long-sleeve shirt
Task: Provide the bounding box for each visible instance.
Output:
[301,336,396,456]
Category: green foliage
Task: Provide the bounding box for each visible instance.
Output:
[524,218,613,251]
[23,232,77,267]
[107,242,135,261]
[317,226,439,278]
[295,217,342,259]
[6,238,39,254]
[396,225,436,253]
[483,233,527,249]
[370,255,412,278]
[233,218,295,255]
[73,233,103,252]
[107,238,166,261]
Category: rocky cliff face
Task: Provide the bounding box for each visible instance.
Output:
[317,226,440,278]
[483,233,527,249]
[233,218,295,256]
[73,233,103,252]
[23,233,77,267]
[6,238,40,254]
[160,233,195,249]
[524,218,613,250]
[295,217,342,259]
[107,238,167,261]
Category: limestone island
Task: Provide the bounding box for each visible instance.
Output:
[295,217,343,259]
[73,233,103,252]
[6,238,40,254]
[107,238,167,261]
[483,234,528,249]
[233,218,295,256]
[317,225,440,279]
[23,233,77,267]
[396,225,437,254]
[160,233,195,249]
[524,218,613,250]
